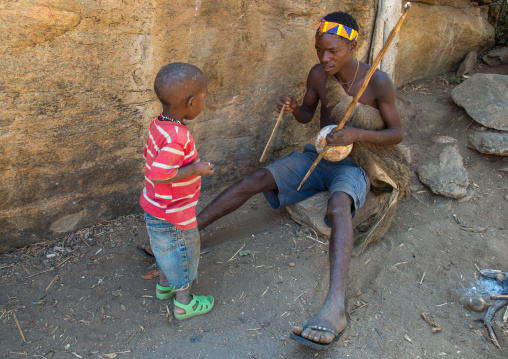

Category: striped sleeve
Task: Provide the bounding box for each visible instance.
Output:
[146,143,184,181]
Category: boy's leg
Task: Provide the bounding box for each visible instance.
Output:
[197,168,277,230]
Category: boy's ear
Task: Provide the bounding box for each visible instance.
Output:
[186,96,195,109]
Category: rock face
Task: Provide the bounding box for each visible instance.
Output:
[395,1,495,84]
[468,128,508,156]
[416,145,469,198]
[451,74,508,131]
[0,0,496,251]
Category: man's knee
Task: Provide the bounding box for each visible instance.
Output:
[239,168,276,193]
[327,192,353,219]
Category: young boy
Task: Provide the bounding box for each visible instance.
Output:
[140,62,214,320]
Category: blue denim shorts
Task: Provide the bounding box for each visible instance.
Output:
[263,144,369,225]
[144,212,200,287]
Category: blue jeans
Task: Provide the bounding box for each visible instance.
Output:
[144,212,200,287]
[263,144,369,226]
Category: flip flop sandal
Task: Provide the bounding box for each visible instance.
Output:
[155,283,176,300]
[173,294,214,320]
[290,320,345,351]
[136,245,154,259]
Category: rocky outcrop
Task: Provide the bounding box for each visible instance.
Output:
[0,0,497,251]
[395,1,495,84]
[451,74,508,132]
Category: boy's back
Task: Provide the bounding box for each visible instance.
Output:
[141,116,201,230]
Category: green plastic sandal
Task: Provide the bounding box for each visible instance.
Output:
[174,294,214,320]
[156,283,176,300]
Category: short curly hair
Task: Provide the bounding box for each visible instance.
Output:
[322,11,359,32]
[154,62,205,106]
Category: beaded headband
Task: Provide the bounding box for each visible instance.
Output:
[316,19,358,41]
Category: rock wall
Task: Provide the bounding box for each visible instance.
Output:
[396,0,495,84]
[0,0,495,251]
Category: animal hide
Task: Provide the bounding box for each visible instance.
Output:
[326,75,410,255]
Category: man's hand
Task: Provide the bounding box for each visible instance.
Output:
[277,96,298,114]
[193,161,214,177]
[325,126,361,146]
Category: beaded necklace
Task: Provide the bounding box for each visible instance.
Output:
[157,114,181,124]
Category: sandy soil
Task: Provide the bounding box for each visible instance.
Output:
[1,63,507,359]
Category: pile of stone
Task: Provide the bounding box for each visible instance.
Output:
[417,47,508,199]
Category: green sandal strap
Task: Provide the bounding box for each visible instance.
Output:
[174,294,214,320]
[156,283,176,300]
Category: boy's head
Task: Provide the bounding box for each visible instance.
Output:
[154,63,207,120]
[314,11,359,75]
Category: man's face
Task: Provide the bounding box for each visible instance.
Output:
[315,33,354,75]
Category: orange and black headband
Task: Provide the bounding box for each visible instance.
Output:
[316,19,358,41]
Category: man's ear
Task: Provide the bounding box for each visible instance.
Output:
[349,40,357,53]
[186,96,195,109]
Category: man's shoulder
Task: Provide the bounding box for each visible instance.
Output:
[369,69,393,87]
[308,64,327,79]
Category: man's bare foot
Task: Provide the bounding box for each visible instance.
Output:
[291,309,348,345]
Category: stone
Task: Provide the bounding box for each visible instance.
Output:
[395,1,495,85]
[49,210,87,233]
[451,74,508,131]
[286,191,391,237]
[416,145,469,198]
[468,128,508,156]
[430,136,457,144]
[456,51,478,77]
[482,47,508,66]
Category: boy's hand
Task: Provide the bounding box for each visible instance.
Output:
[326,126,361,146]
[194,161,214,177]
[277,96,298,114]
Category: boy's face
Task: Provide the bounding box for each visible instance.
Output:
[315,33,355,75]
[187,80,207,120]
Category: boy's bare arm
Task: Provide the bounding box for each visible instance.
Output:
[326,71,403,146]
[151,162,214,184]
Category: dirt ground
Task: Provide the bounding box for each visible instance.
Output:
[1,62,507,359]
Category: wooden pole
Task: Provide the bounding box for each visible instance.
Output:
[297,2,412,191]
[260,104,286,162]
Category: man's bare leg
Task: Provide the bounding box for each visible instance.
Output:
[291,191,353,344]
[197,169,277,231]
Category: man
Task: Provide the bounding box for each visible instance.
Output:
[141,11,404,350]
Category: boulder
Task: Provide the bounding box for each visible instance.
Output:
[451,74,508,131]
[286,191,391,237]
[416,145,469,198]
[482,47,508,66]
[456,51,478,77]
[468,128,508,156]
[0,0,378,251]
[395,1,495,85]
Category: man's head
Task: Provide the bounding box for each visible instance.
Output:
[154,63,207,120]
[315,12,359,75]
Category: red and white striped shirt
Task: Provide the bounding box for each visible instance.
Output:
[140,118,201,230]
